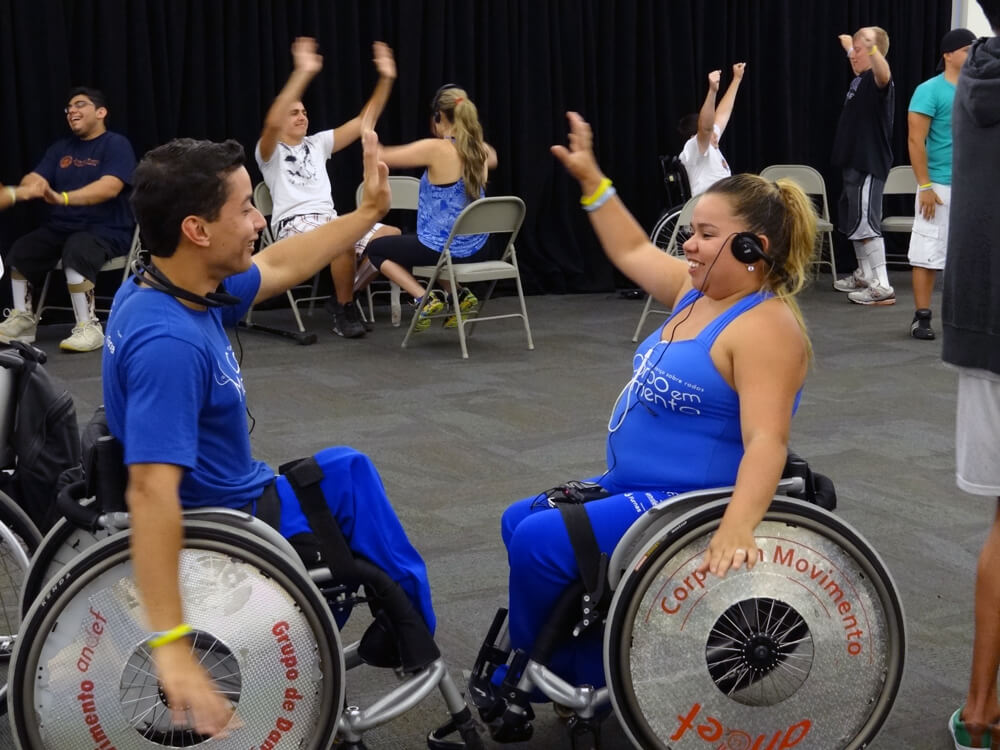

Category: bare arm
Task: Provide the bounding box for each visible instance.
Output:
[907,112,941,220]
[696,70,722,153]
[331,42,396,153]
[253,129,389,302]
[551,112,689,306]
[869,46,892,88]
[485,143,498,170]
[698,305,808,577]
[378,138,445,169]
[127,462,236,736]
[42,174,124,206]
[259,37,323,163]
[714,63,746,137]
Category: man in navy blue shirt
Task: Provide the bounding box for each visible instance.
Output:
[0,87,136,352]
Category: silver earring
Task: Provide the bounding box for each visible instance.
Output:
[747,265,755,272]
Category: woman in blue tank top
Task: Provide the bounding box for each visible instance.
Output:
[362,85,498,330]
[489,112,819,690]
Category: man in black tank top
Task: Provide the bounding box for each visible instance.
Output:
[830,27,896,306]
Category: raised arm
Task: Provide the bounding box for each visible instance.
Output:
[869,44,892,88]
[714,62,746,137]
[696,70,722,153]
[259,37,323,163]
[551,112,690,306]
[331,42,396,153]
[253,129,389,301]
[697,305,808,578]
[127,462,236,737]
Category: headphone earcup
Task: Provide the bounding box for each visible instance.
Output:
[731,232,768,265]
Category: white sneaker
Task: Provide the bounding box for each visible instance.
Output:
[0,309,38,343]
[847,283,896,306]
[59,321,104,352]
[833,269,870,293]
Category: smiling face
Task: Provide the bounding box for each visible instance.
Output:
[282,101,309,143]
[65,95,107,139]
[681,193,765,297]
[200,167,266,277]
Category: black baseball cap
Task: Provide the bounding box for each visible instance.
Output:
[942,27,976,54]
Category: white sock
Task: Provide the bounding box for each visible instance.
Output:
[857,238,889,287]
[10,272,31,314]
[65,268,96,325]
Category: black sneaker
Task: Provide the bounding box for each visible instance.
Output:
[329,299,366,338]
[910,308,935,340]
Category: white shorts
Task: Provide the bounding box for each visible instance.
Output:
[956,367,1000,496]
[907,183,950,271]
[275,213,385,256]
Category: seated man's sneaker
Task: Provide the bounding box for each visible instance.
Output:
[59,320,104,352]
[414,291,446,332]
[444,288,479,329]
[910,308,935,340]
[847,283,895,306]
[833,269,870,292]
[0,309,38,344]
[328,299,366,339]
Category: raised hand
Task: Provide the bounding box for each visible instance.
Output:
[372,41,396,80]
[291,37,323,75]
[838,34,854,52]
[707,69,722,91]
[550,112,605,195]
[359,129,390,218]
[732,62,747,80]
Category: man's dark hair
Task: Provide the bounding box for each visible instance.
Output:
[979,0,1000,31]
[130,139,246,258]
[66,86,108,111]
[677,113,699,140]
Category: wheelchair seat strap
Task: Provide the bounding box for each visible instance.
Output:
[280,456,358,578]
[557,502,609,614]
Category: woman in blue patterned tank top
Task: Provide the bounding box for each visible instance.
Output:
[362,86,498,330]
[484,112,821,691]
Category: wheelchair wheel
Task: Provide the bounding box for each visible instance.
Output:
[9,520,344,749]
[605,497,904,750]
[0,519,31,718]
[649,208,685,256]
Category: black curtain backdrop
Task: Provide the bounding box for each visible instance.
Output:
[0,0,952,293]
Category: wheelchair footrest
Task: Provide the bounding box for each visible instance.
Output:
[427,706,485,750]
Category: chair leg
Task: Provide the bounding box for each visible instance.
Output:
[366,285,376,323]
[390,283,401,327]
[825,231,837,283]
[287,290,307,332]
[34,272,54,323]
[512,276,534,351]
[631,295,654,343]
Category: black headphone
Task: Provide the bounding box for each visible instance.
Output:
[133,254,242,308]
[730,231,772,267]
[431,82,461,124]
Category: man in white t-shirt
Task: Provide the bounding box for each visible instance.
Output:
[255,37,399,339]
[678,63,746,197]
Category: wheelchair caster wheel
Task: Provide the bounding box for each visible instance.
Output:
[567,715,602,749]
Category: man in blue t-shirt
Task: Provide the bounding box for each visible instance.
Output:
[906,28,975,340]
[0,87,136,352]
[103,131,433,738]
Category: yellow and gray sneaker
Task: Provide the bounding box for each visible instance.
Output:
[0,309,38,344]
[59,320,104,352]
[444,288,479,329]
[414,291,446,332]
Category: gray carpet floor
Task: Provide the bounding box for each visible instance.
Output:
[2,268,981,749]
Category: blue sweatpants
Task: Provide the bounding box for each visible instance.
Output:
[274,446,436,633]
[502,479,677,687]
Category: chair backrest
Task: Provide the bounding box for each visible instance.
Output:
[355,175,421,212]
[444,197,526,250]
[883,165,917,196]
[253,181,274,216]
[759,164,831,221]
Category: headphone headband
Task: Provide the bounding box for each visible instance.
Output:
[133,255,242,308]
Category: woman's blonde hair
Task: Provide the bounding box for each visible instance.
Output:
[705,173,819,354]
[434,87,488,202]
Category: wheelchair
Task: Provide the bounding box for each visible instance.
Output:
[8,432,484,749]
[467,467,906,749]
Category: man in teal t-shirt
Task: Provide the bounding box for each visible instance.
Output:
[906,27,976,339]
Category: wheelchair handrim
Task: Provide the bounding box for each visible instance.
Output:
[605,497,906,750]
[9,521,344,750]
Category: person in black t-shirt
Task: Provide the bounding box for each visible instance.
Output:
[830,27,896,306]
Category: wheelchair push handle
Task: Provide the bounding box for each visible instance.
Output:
[56,477,129,532]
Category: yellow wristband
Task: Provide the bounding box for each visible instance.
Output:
[147,623,193,649]
[918,183,932,188]
[580,178,612,207]
[868,46,879,56]
[6,187,15,205]
[61,191,70,206]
